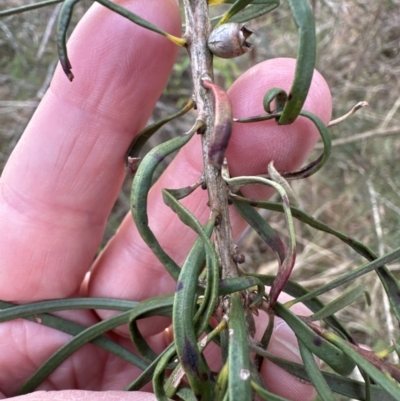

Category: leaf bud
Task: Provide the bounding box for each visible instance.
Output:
[208,23,254,59]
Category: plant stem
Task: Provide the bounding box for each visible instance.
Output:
[182,0,240,280]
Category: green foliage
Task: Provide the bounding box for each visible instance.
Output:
[1,1,400,401]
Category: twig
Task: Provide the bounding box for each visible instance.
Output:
[182,0,240,280]
[315,126,400,148]
[380,94,400,129]
[366,179,398,365]
[36,3,62,61]
[0,21,28,69]
[328,101,368,127]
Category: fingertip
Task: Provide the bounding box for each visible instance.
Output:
[228,58,332,123]
[51,0,182,123]
[226,57,332,199]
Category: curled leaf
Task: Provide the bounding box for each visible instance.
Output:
[130,121,202,280]
[203,79,233,167]
[125,99,194,174]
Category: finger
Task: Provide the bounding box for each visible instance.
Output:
[89,58,332,337]
[0,308,173,395]
[255,293,318,401]
[7,390,158,401]
[0,0,181,300]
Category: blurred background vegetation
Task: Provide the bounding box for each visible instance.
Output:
[1,0,400,389]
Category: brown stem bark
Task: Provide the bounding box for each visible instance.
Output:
[182,0,240,280]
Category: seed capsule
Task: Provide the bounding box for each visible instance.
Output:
[208,23,254,59]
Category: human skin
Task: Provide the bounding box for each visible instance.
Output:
[0,0,332,400]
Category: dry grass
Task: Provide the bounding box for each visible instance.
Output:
[1,0,400,382]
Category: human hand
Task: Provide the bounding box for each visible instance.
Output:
[0,0,332,400]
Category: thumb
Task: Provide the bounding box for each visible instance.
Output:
[5,391,158,401]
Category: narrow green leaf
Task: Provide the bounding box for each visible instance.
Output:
[128,294,174,363]
[57,0,79,80]
[231,194,372,260]
[191,220,218,329]
[325,332,400,400]
[231,194,370,260]
[242,274,355,343]
[374,266,400,324]
[232,194,400,321]
[125,342,175,391]
[279,110,331,179]
[218,276,265,303]
[273,302,356,375]
[220,326,229,365]
[165,180,202,201]
[298,340,336,401]
[0,300,146,372]
[162,189,220,336]
[164,195,217,399]
[234,111,280,123]
[254,312,274,371]
[225,176,296,306]
[0,298,138,322]
[131,121,202,281]
[0,0,63,17]
[288,247,400,308]
[164,320,228,399]
[175,387,199,401]
[251,343,398,401]
[210,1,280,26]
[228,293,251,401]
[194,252,214,327]
[215,362,229,401]
[268,161,299,205]
[18,310,135,394]
[164,365,187,399]
[216,0,254,26]
[310,284,367,322]
[125,99,194,174]
[278,0,316,124]
[153,345,178,401]
[233,199,286,264]
[251,381,293,401]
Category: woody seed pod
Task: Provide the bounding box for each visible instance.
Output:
[208,23,254,59]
